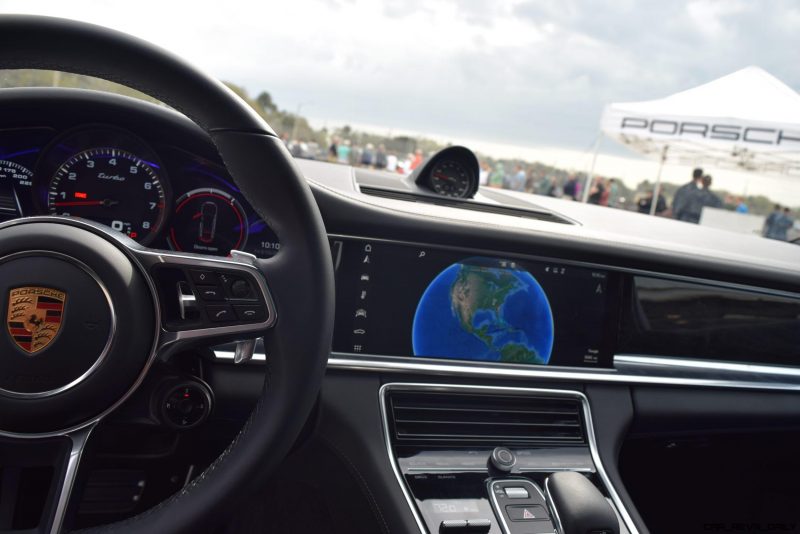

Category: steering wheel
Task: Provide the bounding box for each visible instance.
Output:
[0,15,334,534]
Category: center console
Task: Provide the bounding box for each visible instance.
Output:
[380,383,630,534]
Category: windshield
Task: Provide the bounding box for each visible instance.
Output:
[2,0,798,244]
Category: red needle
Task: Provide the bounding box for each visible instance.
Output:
[433,172,455,182]
[53,200,105,206]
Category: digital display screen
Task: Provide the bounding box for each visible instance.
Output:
[332,239,620,368]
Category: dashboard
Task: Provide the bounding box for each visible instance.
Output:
[3,87,800,534]
[0,92,280,258]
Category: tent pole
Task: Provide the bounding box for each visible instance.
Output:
[581,134,602,203]
[649,145,668,216]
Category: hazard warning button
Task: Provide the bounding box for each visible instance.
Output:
[506,504,549,522]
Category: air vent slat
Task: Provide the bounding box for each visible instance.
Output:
[359,186,573,225]
[388,391,585,447]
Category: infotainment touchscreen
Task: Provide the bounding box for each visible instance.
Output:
[332,238,620,368]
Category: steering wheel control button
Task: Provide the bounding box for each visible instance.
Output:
[196,285,224,301]
[490,447,517,472]
[229,278,253,299]
[206,304,235,322]
[190,269,216,285]
[506,505,548,521]
[160,382,212,429]
[504,486,530,499]
[233,304,265,322]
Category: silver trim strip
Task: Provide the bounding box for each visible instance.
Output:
[214,349,267,361]
[0,250,116,399]
[378,383,639,534]
[330,353,800,391]
[614,354,800,379]
[214,348,800,391]
[378,383,428,534]
[543,477,565,534]
[49,424,95,534]
[489,479,556,534]
[404,466,594,474]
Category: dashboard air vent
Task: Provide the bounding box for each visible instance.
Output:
[359,186,574,225]
[387,391,585,447]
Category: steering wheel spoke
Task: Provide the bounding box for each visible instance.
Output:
[127,246,277,359]
[0,425,95,534]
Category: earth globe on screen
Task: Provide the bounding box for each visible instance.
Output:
[412,257,554,364]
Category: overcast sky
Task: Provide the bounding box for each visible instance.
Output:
[2,0,800,200]
[2,0,797,149]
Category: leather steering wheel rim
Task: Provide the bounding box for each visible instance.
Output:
[0,15,334,533]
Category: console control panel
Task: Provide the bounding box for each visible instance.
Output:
[488,480,555,534]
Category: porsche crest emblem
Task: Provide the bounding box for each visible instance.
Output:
[6,287,66,354]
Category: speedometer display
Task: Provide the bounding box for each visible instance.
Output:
[429,160,474,198]
[47,148,167,244]
[0,160,33,188]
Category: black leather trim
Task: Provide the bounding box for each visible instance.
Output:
[585,384,649,534]
[316,373,421,534]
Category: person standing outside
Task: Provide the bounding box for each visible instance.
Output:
[587,177,605,205]
[701,175,723,209]
[410,149,424,171]
[327,137,339,162]
[767,208,794,241]
[336,139,351,164]
[488,162,505,188]
[763,204,781,238]
[507,165,526,192]
[385,152,398,172]
[678,173,716,224]
[608,178,620,208]
[673,168,703,221]
[361,143,375,167]
[563,175,579,200]
[735,197,749,213]
[374,144,387,169]
[478,161,490,186]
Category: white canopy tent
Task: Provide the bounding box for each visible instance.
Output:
[589,67,800,214]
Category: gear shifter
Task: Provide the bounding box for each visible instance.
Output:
[545,472,619,534]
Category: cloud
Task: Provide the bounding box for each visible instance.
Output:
[0,0,797,152]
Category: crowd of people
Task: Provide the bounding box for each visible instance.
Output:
[635,167,795,241]
[324,137,426,174]
[479,162,628,208]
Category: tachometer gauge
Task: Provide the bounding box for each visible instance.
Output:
[429,160,474,198]
[0,160,34,188]
[47,148,167,245]
[167,188,248,256]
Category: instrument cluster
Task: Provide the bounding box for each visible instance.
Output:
[0,125,280,258]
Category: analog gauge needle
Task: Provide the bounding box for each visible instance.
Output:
[194,201,218,243]
[53,198,120,207]
[433,172,455,182]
